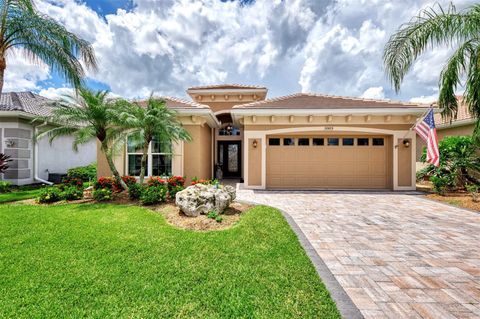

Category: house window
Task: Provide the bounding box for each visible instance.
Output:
[283,138,295,146]
[269,138,280,146]
[372,138,385,146]
[358,138,369,146]
[312,138,324,146]
[219,124,241,136]
[127,135,172,177]
[342,138,354,146]
[298,138,310,146]
[327,138,339,146]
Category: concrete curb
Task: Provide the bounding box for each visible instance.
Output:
[239,200,364,319]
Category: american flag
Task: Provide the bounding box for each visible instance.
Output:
[415,109,440,167]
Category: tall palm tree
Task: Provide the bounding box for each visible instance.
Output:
[0,0,97,94]
[117,96,191,184]
[36,88,128,190]
[383,3,480,135]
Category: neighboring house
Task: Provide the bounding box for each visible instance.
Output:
[0,92,96,185]
[416,97,476,168]
[98,84,430,191]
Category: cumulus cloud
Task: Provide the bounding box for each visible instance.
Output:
[4,0,478,102]
[4,49,49,92]
[361,86,385,99]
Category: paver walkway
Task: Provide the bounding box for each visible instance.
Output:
[237,189,480,319]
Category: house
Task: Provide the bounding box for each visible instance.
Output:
[0,92,96,185]
[416,97,476,167]
[97,84,431,191]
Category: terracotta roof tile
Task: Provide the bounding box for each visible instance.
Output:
[137,96,210,109]
[233,93,425,109]
[187,84,267,90]
[433,96,474,125]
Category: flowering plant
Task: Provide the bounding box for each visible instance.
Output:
[147,176,166,187]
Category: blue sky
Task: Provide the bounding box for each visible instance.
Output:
[8,0,476,102]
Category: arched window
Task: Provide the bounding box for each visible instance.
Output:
[218,124,241,136]
[126,135,172,177]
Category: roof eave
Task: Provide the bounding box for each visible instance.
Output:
[174,108,220,128]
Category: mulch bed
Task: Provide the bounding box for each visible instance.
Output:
[154,202,253,231]
[426,193,480,212]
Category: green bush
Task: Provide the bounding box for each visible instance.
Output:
[128,183,143,200]
[421,136,480,188]
[140,185,167,205]
[430,176,451,195]
[168,185,184,199]
[466,184,480,202]
[67,163,97,182]
[0,181,12,193]
[93,188,113,201]
[207,211,223,223]
[62,186,84,201]
[37,187,63,204]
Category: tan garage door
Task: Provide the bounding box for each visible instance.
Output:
[266,135,391,189]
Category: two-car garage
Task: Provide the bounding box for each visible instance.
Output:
[266,134,392,189]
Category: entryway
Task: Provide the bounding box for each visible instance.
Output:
[217,141,241,179]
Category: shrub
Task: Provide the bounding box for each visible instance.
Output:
[62,186,84,200]
[94,176,115,190]
[147,176,166,187]
[128,183,143,200]
[430,176,451,195]
[121,176,137,187]
[168,185,184,199]
[140,185,167,205]
[93,188,113,201]
[37,187,63,204]
[0,181,12,193]
[66,163,97,182]
[466,184,480,203]
[421,136,480,188]
[167,176,185,187]
[62,176,84,188]
[207,210,223,223]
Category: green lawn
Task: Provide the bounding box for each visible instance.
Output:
[0,203,339,318]
[0,187,44,203]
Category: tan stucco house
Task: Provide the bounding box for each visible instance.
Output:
[98,84,431,191]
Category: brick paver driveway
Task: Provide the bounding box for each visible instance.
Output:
[237,190,480,319]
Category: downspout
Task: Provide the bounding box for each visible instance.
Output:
[33,122,53,185]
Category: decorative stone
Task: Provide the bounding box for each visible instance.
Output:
[83,186,94,199]
[175,184,236,217]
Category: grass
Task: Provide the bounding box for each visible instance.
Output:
[0,203,340,318]
[0,186,44,203]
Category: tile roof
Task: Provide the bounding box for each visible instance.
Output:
[0,91,53,117]
[433,96,474,125]
[233,93,426,109]
[137,96,211,109]
[187,84,267,90]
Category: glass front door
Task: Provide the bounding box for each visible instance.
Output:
[217,141,241,178]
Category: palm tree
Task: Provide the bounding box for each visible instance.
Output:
[383,3,480,136]
[0,0,97,94]
[36,88,128,190]
[117,96,191,184]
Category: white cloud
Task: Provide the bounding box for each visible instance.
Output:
[38,87,74,99]
[4,0,478,103]
[3,49,49,92]
[409,94,438,104]
[361,86,385,99]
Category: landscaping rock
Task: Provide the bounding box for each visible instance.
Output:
[175,184,236,217]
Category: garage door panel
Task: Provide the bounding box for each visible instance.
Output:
[266,135,389,189]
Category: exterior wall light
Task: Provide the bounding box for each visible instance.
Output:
[403,139,410,148]
[252,140,258,148]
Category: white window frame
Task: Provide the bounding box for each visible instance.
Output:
[126,136,173,177]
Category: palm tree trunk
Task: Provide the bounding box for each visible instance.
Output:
[101,141,128,190]
[139,140,149,184]
[0,55,6,95]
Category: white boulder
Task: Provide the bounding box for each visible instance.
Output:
[175,184,236,217]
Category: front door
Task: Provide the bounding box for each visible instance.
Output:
[217,141,241,178]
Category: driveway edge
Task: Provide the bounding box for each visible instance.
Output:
[239,200,364,319]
